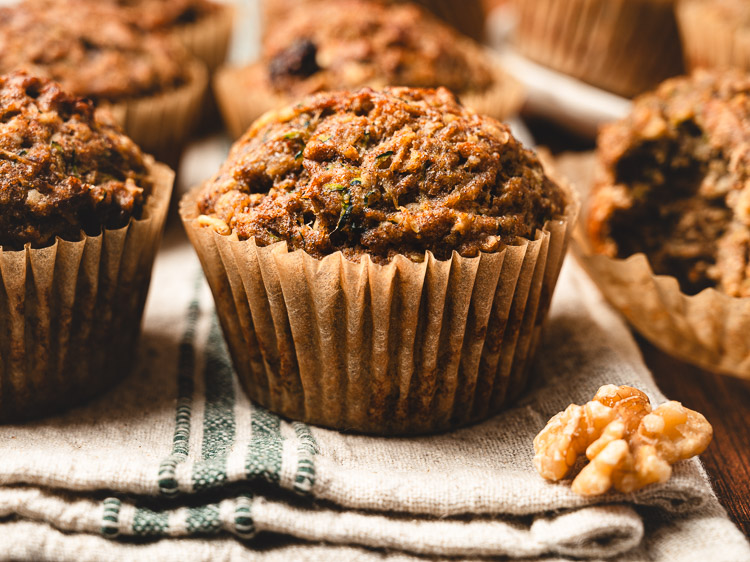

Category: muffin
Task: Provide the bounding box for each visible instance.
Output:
[511,0,684,98]
[215,0,522,139]
[577,70,750,376]
[181,86,577,435]
[0,1,207,159]
[677,0,750,72]
[41,0,234,75]
[0,71,173,421]
[262,0,486,43]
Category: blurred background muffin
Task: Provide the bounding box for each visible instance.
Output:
[262,0,486,43]
[0,0,207,161]
[677,0,750,72]
[0,71,173,421]
[510,0,684,98]
[571,69,750,376]
[215,0,522,138]
[182,86,575,434]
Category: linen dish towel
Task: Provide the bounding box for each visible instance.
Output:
[1,232,748,562]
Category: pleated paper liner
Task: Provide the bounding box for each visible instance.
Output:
[0,159,174,423]
[171,3,235,133]
[213,62,526,140]
[172,3,235,74]
[104,59,207,165]
[555,151,750,379]
[180,185,578,435]
[513,0,684,98]
[677,1,750,71]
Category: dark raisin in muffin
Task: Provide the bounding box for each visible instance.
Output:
[588,70,750,297]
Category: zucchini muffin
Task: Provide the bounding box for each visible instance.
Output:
[678,0,750,72]
[182,87,576,434]
[41,0,234,74]
[588,70,750,297]
[262,0,486,43]
[215,0,522,138]
[512,0,684,98]
[0,71,173,421]
[0,0,206,157]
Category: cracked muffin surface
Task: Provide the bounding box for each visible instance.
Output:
[0,1,188,103]
[198,87,566,263]
[588,70,750,297]
[0,72,152,249]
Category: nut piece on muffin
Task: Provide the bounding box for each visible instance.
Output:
[183,86,575,434]
[0,71,173,422]
[588,70,750,298]
[198,86,566,264]
[215,0,522,138]
[0,71,152,249]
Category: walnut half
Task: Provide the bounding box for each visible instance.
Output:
[533,385,713,496]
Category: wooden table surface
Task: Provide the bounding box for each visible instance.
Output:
[638,337,750,536]
[523,114,750,538]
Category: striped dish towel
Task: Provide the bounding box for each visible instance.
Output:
[0,235,748,561]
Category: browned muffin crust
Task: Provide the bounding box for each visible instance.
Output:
[0,72,152,249]
[198,87,566,263]
[262,0,495,97]
[588,70,750,297]
[0,1,188,102]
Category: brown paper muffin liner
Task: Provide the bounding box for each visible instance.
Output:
[513,0,684,98]
[0,159,174,422]
[214,62,525,140]
[179,185,578,435]
[555,151,750,379]
[677,1,750,71]
[104,60,208,161]
[172,3,235,74]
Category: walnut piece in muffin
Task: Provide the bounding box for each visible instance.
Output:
[0,72,152,249]
[198,87,566,264]
[0,1,188,103]
[262,0,495,97]
[588,70,750,297]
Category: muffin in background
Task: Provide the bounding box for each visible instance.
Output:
[262,0,486,43]
[215,0,522,138]
[40,0,235,75]
[0,1,207,160]
[512,0,684,98]
[0,71,173,422]
[575,70,750,377]
[182,86,576,435]
[677,0,750,72]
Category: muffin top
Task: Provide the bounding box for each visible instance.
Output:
[59,0,222,32]
[197,87,566,263]
[588,70,750,297]
[681,0,750,25]
[0,1,189,103]
[262,0,495,97]
[0,72,152,249]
